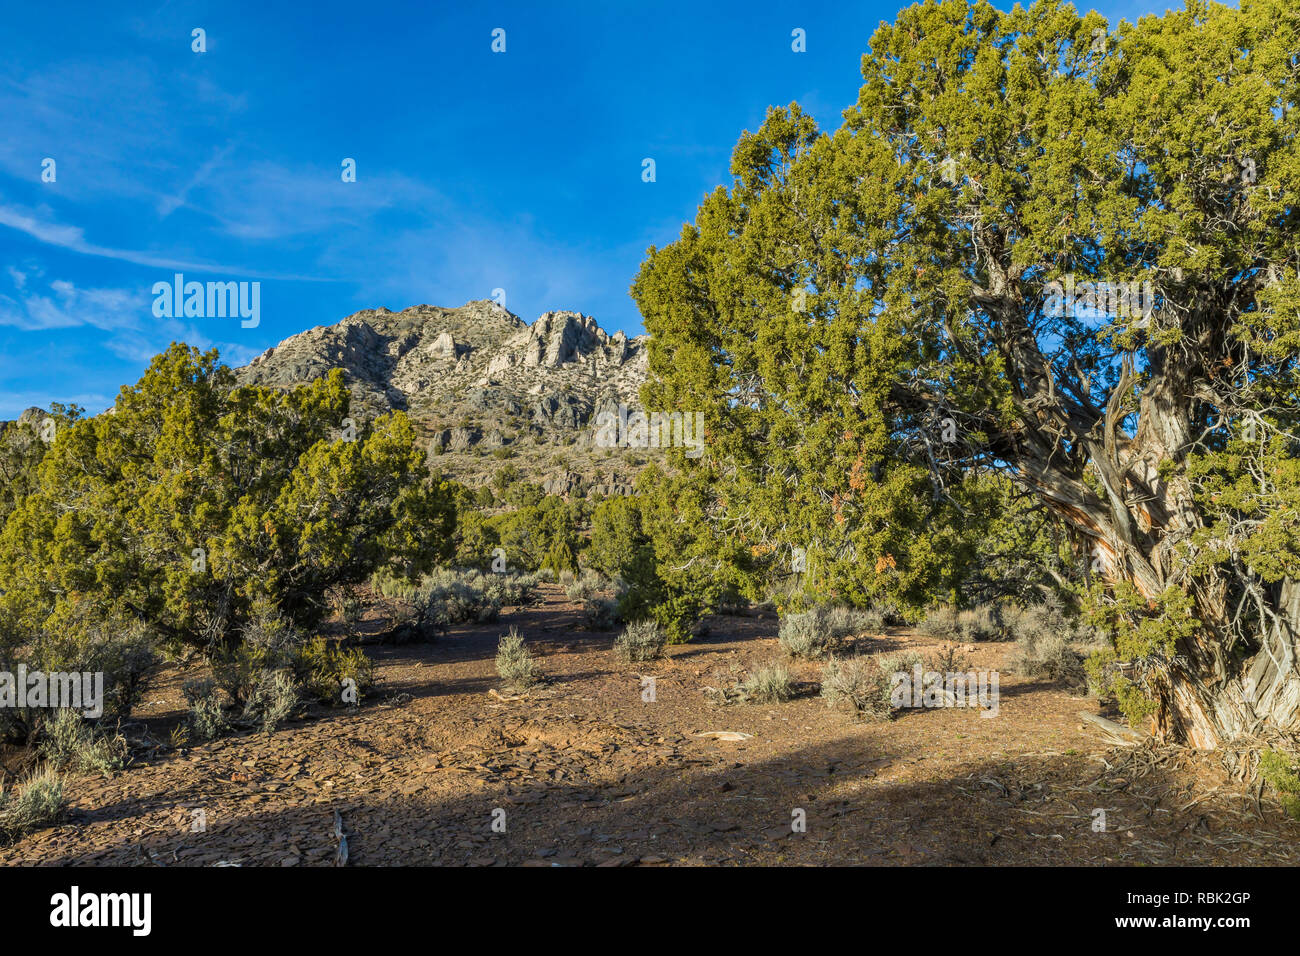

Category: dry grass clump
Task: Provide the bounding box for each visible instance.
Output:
[0,765,65,844]
[35,709,128,777]
[739,660,795,704]
[917,604,1002,642]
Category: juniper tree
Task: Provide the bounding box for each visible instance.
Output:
[0,344,454,656]
[0,403,82,527]
[632,0,1300,747]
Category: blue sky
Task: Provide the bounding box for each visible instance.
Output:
[1,0,1166,418]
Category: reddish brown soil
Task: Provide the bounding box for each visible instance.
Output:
[3,585,1297,866]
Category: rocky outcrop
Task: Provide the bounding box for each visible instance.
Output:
[542,472,584,496]
[0,407,51,438]
[233,301,649,448]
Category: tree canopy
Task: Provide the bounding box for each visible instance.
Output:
[632,0,1300,748]
[0,344,453,656]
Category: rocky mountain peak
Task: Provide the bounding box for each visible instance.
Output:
[233,300,648,448]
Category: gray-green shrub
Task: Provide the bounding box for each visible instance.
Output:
[614,620,667,662]
[779,605,884,659]
[240,669,299,733]
[0,766,65,844]
[582,596,618,630]
[918,604,1002,642]
[820,651,923,719]
[565,570,606,604]
[1005,602,1104,692]
[819,656,891,718]
[376,568,540,638]
[740,661,794,704]
[182,678,228,742]
[35,708,128,777]
[495,627,540,691]
[0,611,157,745]
[779,608,833,658]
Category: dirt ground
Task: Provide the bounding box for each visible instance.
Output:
[3,585,1297,867]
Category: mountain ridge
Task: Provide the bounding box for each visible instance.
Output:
[232,299,654,494]
[235,300,648,425]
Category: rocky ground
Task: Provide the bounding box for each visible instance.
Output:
[3,585,1297,867]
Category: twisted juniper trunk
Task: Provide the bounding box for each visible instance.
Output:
[1014,346,1300,749]
[1126,355,1298,747]
[1127,569,1300,750]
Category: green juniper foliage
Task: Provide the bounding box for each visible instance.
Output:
[0,346,454,660]
[632,0,1300,747]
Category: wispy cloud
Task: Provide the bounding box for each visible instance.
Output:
[0,268,256,371]
[0,203,336,280]
[103,317,260,367]
[193,162,449,242]
[0,277,141,332]
[157,143,238,218]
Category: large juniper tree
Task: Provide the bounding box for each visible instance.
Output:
[633,0,1300,748]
